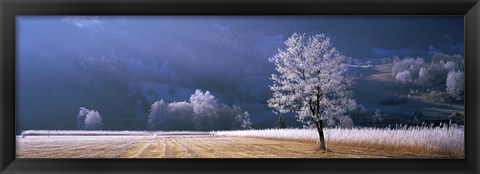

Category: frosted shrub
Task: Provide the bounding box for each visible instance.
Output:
[395,70,412,84]
[414,54,464,88]
[392,57,425,79]
[416,67,428,86]
[431,53,463,66]
[235,111,252,130]
[446,70,464,100]
[77,107,89,129]
[84,110,102,130]
[371,109,384,126]
[381,57,392,64]
[77,107,102,130]
[443,61,458,71]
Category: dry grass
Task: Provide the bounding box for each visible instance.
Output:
[327,142,463,158]
[16,134,462,158]
[215,127,464,157]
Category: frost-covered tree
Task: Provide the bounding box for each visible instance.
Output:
[216,104,237,130]
[431,53,464,66]
[147,99,168,130]
[234,111,252,130]
[392,57,425,80]
[268,33,356,151]
[416,67,428,86]
[77,107,89,129]
[77,107,102,130]
[413,54,464,88]
[381,57,393,64]
[147,90,250,131]
[218,104,246,130]
[443,61,459,71]
[167,101,195,130]
[84,110,102,130]
[425,63,449,86]
[217,104,250,130]
[446,70,464,100]
[372,109,384,127]
[189,90,219,131]
[395,70,412,84]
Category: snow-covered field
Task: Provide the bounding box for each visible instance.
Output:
[214,126,464,155]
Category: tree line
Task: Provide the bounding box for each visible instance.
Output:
[77,89,252,131]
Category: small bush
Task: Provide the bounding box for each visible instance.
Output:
[446,70,464,100]
[380,94,408,105]
[392,57,425,79]
[395,70,412,84]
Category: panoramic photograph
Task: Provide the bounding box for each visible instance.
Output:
[16,16,464,158]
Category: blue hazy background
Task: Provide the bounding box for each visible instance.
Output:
[16,16,464,131]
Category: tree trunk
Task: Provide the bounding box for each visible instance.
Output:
[314,120,327,151]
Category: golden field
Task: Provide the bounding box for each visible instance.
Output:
[16,134,463,158]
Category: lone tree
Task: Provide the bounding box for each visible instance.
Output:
[268,33,356,151]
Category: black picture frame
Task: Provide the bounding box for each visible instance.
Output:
[1,0,479,173]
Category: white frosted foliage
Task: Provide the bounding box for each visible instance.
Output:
[77,107,103,130]
[235,111,252,130]
[446,70,464,99]
[147,99,168,130]
[189,89,219,131]
[395,70,412,84]
[268,33,356,126]
[84,110,102,130]
[147,89,251,131]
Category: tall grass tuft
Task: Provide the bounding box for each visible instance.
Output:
[214,126,464,156]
